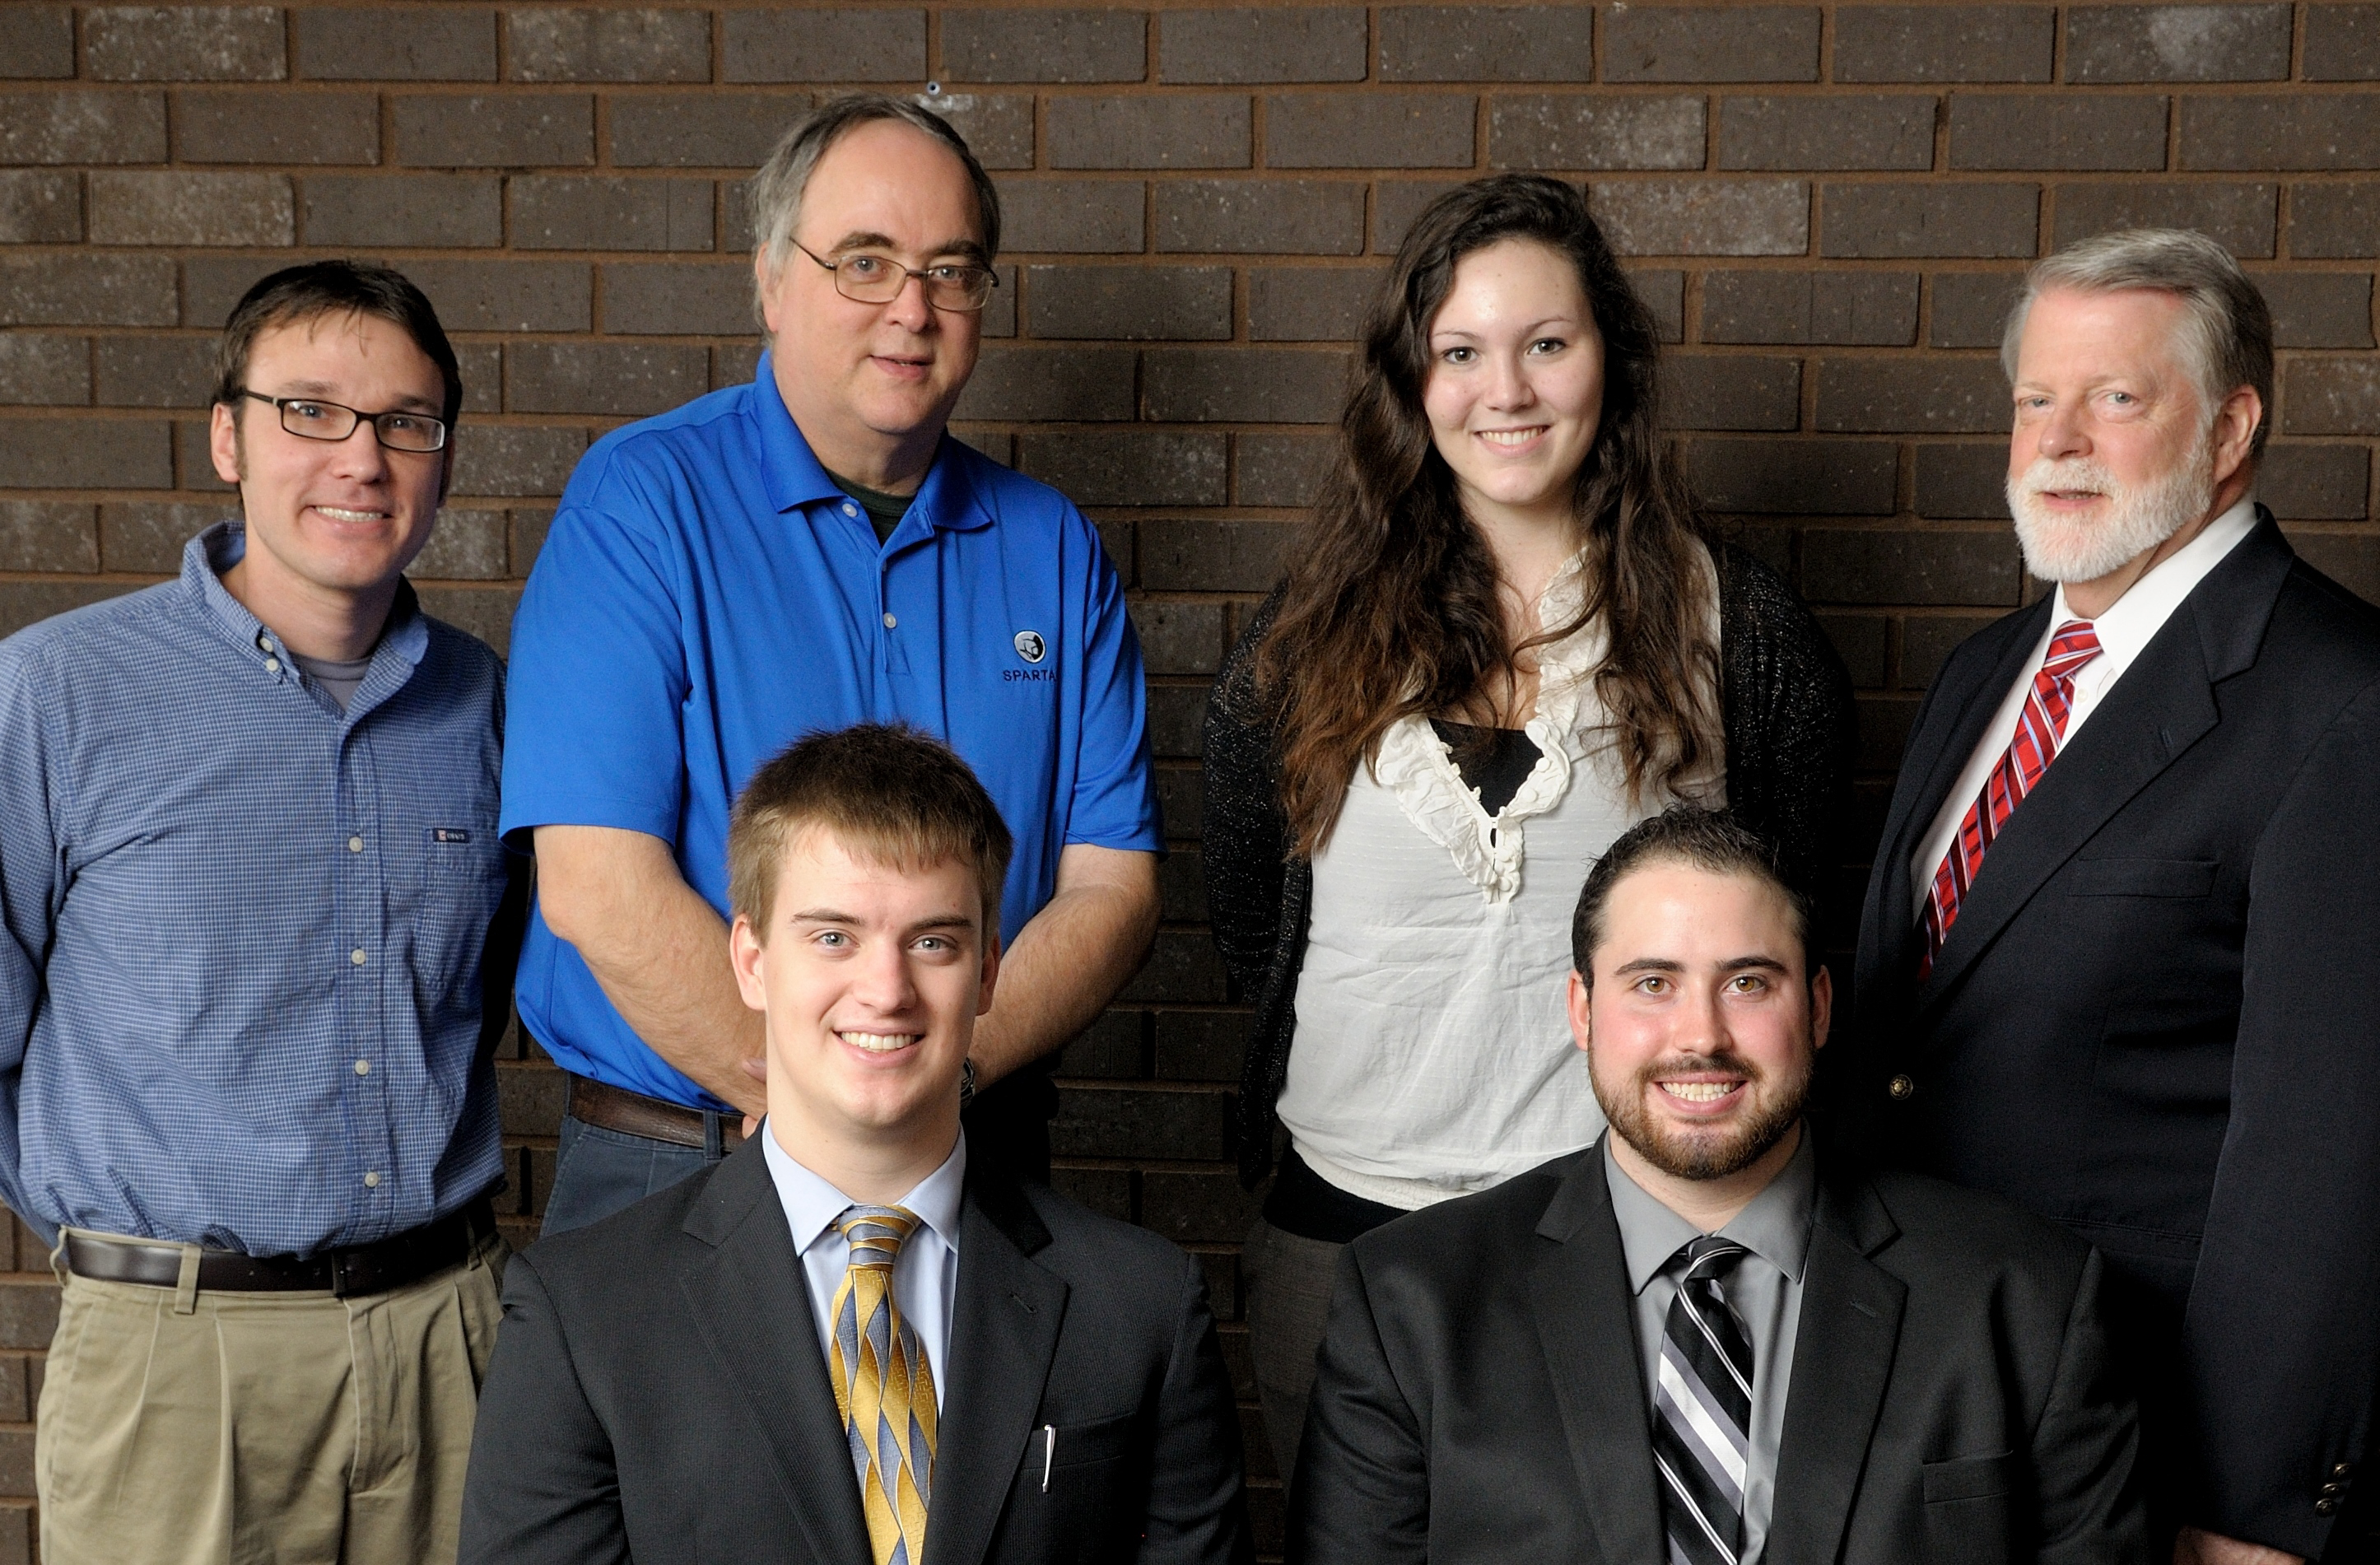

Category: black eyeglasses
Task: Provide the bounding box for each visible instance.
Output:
[236,390,449,453]
[790,241,999,313]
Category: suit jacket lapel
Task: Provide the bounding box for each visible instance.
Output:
[1766,1171,1907,1565]
[920,1169,1066,1565]
[1530,1148,1666,1565]
[676,1142,874,1565]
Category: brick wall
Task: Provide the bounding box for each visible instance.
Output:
[2,1,2377,1553]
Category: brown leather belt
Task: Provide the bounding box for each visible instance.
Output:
[63,1197,496,1299]
[566,1071,743,1153]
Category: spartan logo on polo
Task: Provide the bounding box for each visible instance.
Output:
[1006,629,1055,684]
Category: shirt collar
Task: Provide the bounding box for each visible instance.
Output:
[748,348,993,536]
[761,1121,968,1258]
[184,520,429,673]
[2052,493,2259,668]
[1605,1127,1818,1293]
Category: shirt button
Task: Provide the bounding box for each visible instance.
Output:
[883,612,897,629]
[353,1059,370,1076]
[350,948,367,966]
[1887,1074,1916,1100]
[363,1171,381,1189]
[263,657,281,673]
[347,836,364,853]
[842,501,858,517]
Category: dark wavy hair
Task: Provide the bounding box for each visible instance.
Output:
[1255,175,1718,856]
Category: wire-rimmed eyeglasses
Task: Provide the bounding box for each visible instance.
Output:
[236,390,449,453]
[790,240,999,313]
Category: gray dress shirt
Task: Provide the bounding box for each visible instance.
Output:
[1604,1129,1816,1565]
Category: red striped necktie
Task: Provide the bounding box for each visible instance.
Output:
[1918,619,2103,978]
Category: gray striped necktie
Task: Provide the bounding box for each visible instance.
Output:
[1653,1235,1755,1565]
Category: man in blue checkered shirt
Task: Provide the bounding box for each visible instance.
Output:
[0,261,523,1565]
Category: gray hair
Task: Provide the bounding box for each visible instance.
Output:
[2000,227,2274,457]
[746,93,1002,328]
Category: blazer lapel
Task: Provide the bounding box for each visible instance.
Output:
[920,1169,1067,1565]
[1530,1149,1667,1565]
[676,1142,874,1565]
[1765,1171,1907,1565]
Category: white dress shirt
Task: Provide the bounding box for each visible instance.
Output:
[762,1122,966,1409]
[1908,496,2261,920]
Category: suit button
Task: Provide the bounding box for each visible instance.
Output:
[2322,1483,2343,1498]
[2316,1500,2337,1515]
[2336,1463,2355,1478]
[1888,1074,1916,1100]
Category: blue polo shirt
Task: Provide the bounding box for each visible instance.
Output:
[501,353,1160,1109]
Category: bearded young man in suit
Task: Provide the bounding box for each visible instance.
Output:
[1850,228,2380,1565]
[1291,808,2146,1565]
[459,724,1251,1565]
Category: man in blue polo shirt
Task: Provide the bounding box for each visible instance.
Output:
[502,93,1162,1234]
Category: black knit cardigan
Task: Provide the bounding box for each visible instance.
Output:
[1201,543,1858,1189]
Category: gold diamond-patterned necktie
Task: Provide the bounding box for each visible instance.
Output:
[828,1204,938,1565]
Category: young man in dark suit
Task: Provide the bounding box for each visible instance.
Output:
[1292,808,2146,1565]
[1851,229,2380,1565]
[459,724,1250,1565]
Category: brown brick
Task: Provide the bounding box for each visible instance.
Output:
[1605,6,1820,82]
[1489,95,1706,172]
[1055,1085,1232,1159]
[1153,763,1203,833]
[173,87,378,165]
[1898,612,2001,688]
[302,173,503,247]
[1155,178,1365,254]
[2182,96,2380,173]
[512,175,712,251]
[1698,270,1912,346]
[406,259,591,330]
[724,9,926,82]
[1374,178,1466,249]
[1821,181,2037,258]
[998,179,1144,253]
[295,7,497,81]
[2257,272,2375,349]
[507,342,706,417]
[0,580,132,637]
[1139,1169,1260,1242]
[2066,5,2289,82]
[494,1056,566,1135]
[1142,514,1304,587]
[1249,264,1381,341]
[920,92,1035,170]
[1802,525,2021,605]
[2261,443,2370,518]
[0,334,86,406]
[1948,94,2167,172]
[983,264,1018,336]
[1378,7,1596,82]
[1265,92,1475,169]
[1591,179,1809,256]
[2052,181,2275,257]
[181,255,293,326]
[454,342,501,413]
[1658,354,1800,431]
[412,505,510,579]
[1134,601,1227,677]
[1929,270,2022,347]
[89,171,293,245]
[1026,264,1232,340]
[507,8,710,82]
[2284,360,2380,435]
[1019,431,1227,505]
[2304,5,2380,82]
[1833,6,2054,83]
[1718,95,1935,172]
[1059,1008,1146,1078]
[940,10,1148,84]
[2291,183,2380,259]
[1153,1011,1243,1081]
[0,171,78,242]
[0,255,177,327]
[1684,436,1897,513]
[1235,433,1331,507]
[0,501,95,571]
[1632,267,1685,341]
[1914,441,2011,516]
[1159,8,1367,84]
[0,417,174,488]
[1816,358,2010,432]
[1815,611,1889,686]
[0,8,76,80]
[175,417,233,489]
[415,583,519,651]
[610,92,805,169]
[1049,95,1251,170]
[951,346,1137,421]
[0,90,170,164]
[2285,529,2380,602]
[394,93,593,167]
[449,424,588,496]
[86,6,286,82]
[0,1280,58,1350]
[510,506,556,571]
[601,262,750,334]
[1143,347,1347,422]
[93,333,212,407]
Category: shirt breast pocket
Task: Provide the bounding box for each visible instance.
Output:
[2062,857,2218,898]
[421,823,502,883]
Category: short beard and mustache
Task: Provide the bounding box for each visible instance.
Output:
[1591,1049,1812,1181]
[2005,421,2217,585]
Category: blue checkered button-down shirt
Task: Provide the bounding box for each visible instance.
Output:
[0,523,513,1255]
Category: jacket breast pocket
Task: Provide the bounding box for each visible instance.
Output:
[2063,858,2217,898]
[1922,1451,2012,1565]
[1010,1413,1143,1565]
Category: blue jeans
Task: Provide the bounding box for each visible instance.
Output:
[538,1111,734,1237]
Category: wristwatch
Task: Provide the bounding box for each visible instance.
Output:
[959,1058,977,1106]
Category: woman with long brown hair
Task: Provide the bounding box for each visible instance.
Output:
[1202,175,1855,1474]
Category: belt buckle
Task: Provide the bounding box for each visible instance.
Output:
[328,1249,357,1298]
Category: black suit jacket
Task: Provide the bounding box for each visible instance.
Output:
[459,1139,1253,1565]
[1290,1139,2145,1565]
[1850,513,2380,1559]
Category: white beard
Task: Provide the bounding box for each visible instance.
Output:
[2005,433,2216,585]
